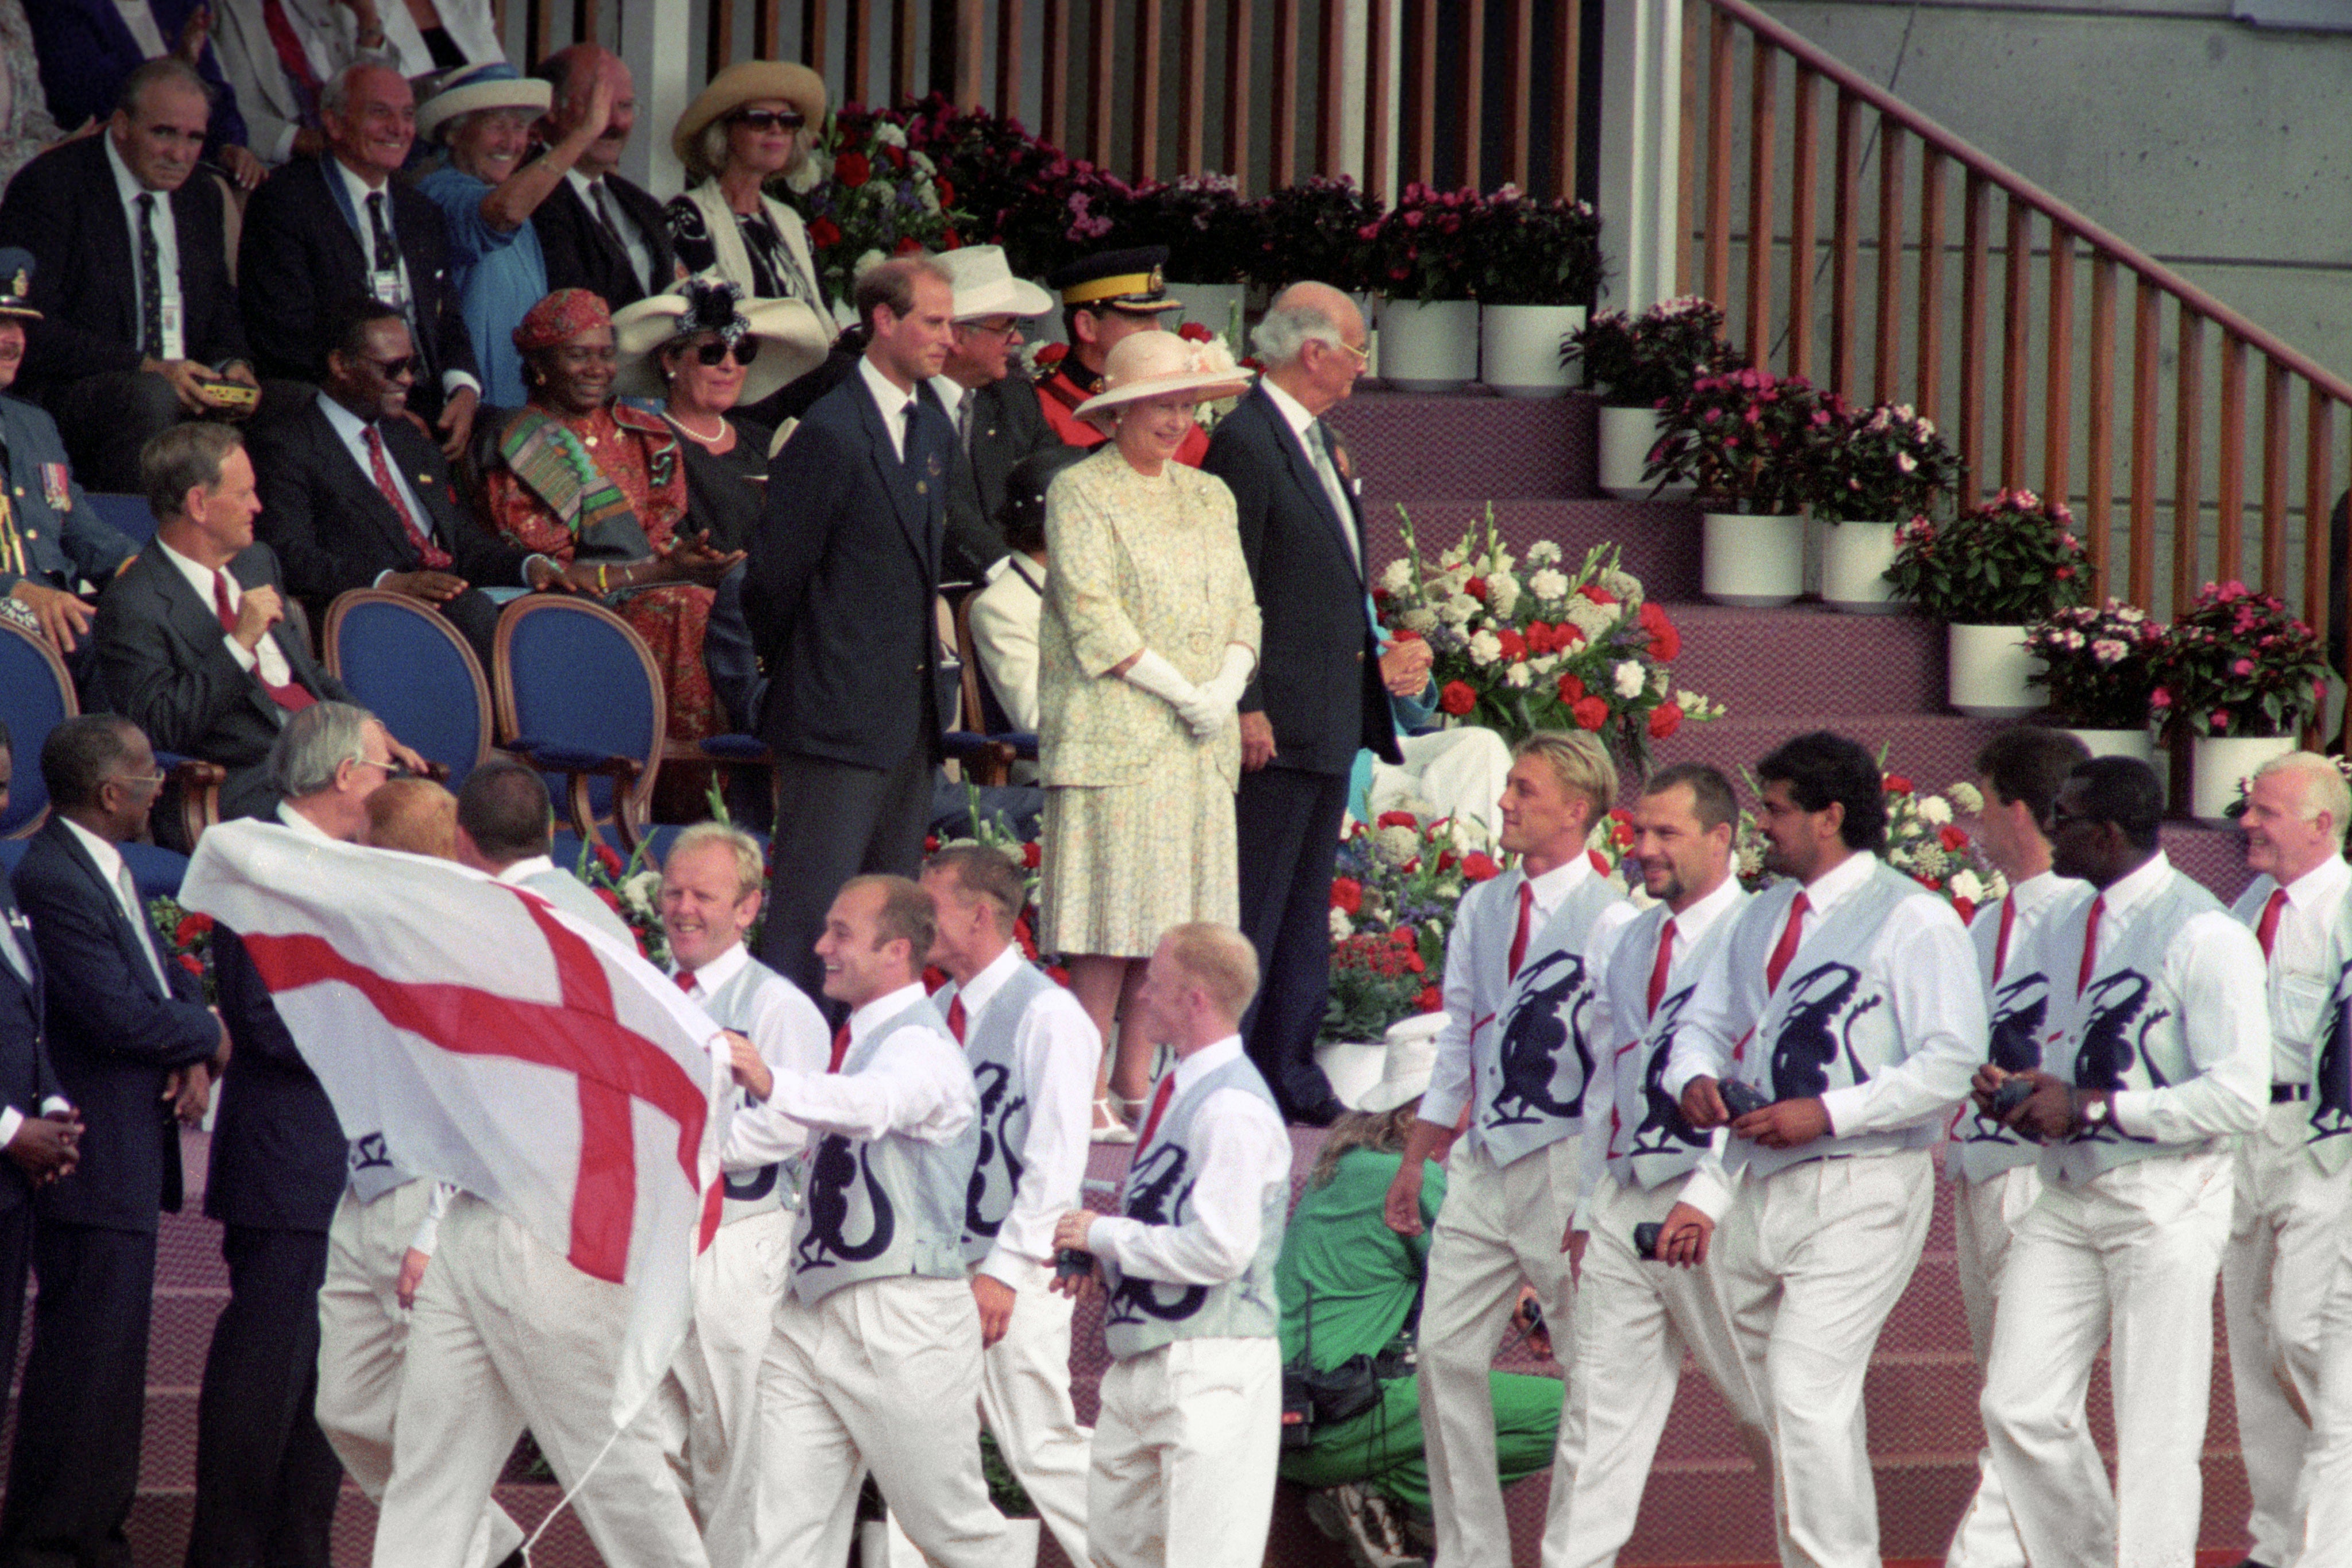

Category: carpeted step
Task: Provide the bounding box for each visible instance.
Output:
[1328,391,1599,500]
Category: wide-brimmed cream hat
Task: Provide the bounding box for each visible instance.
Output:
[930,245,1053,322]
[416,63,551,144]
[611,279,834,408]
[1355,1013,1441,1113]
[1071,330,1253,424]
[672,61,827,177]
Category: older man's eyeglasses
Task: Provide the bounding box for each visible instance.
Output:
[729,109,804,132]
[693,338,759,367]
[107,770,167,795]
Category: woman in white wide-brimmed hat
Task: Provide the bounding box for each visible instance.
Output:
[612,277,833,552]
[664,61,829,313]
[1035,330,1260,1136]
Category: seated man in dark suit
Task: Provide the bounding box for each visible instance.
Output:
[0,57,262,492]
[189,701,399,1568]
[252,299,584,667]
[237,61,482,460]
[927,244,1063,584]
[0,250,139,693]
[94,423,416,847]
[528,45,678,311]
[0,714,226,1568]
[25,0,262,180]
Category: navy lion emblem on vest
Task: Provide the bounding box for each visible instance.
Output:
[1767,961,1879,1099]
[965,1060,1027,1239]
[2312,959,2352,1144]
[796,1132,896,1272]
[1964,971,2050,1145]
[1627,985,1709,1160]
[1487,949,1597,1129]
[1106,1143,1209,1326]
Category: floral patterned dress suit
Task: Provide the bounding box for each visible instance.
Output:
[1036,444,1261,956]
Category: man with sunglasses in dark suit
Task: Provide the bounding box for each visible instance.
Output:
[252,299,589,668]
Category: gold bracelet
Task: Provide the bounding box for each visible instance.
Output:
[596,564,608,594]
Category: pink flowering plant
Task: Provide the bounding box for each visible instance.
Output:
[1251,175,1382,292]
[1563,298,1740,409]
[1802,399,1960,524]
[2146,581,2330,738]
[1120,173,1258,284]
[1370,183,1487,301]
[1461,187,1604,307]
[1886,488,2091,624]
[1645,367,1825,513]
[2024,601,2165,729]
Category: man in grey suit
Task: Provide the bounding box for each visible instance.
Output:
[926,246,1064,583]
[451,758,634,946]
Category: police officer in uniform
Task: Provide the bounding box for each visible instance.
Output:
[1035,246,1209,466]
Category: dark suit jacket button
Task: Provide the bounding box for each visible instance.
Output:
[1354,651,1364,662]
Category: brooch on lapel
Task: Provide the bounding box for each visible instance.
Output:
[1330,444,1353,481]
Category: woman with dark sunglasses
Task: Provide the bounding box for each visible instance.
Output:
[664,61,829,314]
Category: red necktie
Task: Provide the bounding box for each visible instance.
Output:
[2076,895,2106,997]
[827,1023,850,1073]
[674,970,697,994]
[1506,881,1535,981]
[2256,887,2289,960]
[1764,892,1810,995]
[214,571,316,714]
[364,426,453,571]
[1136,1074,1177,1148]
[1646,917,1677,1018]
[946,994,968,1043]
[1991,892,2017,985]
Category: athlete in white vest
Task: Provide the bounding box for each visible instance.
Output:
[1669,730,1985,1568]
[1975,756,2269,1568]
[1053,922,1292,1568]
[649,824,830,1566]
[2298,1237,2352,1567]
[2221,752,2352,1568]
[1381,730,1636,1568]
[1551,762,1770,1568]
[1943,727,2090,1568]
[920,845,1100,1566]
[742,874,1008,1568]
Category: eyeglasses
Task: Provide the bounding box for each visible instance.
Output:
[361,354,419,380]
[355,753,415,780]
[728,109,805,132]
[693,338,760,367]
[960,318,1024,341]
[107,770,167,794]
[1323,337,1372,363]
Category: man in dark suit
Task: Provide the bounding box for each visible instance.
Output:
[237,61,482,459]
[528,45,678,311]
[0,722,83,1420]
[252,300,568,667]
[1204,282,1408,1125]
[0,58,262,493]
[25,0,257,171]
[188,702,398,1568]
[0,714,226,1568]
[94,423,376,848]
[928,245,1064,583]
[746,255,956,998]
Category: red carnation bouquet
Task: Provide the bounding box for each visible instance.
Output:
[771,104,965,312]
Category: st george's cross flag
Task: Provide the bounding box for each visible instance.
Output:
[180,818,730,1427]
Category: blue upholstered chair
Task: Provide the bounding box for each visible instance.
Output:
[322,590,493,789]
[83,492,156,548]
[0,621,74,838]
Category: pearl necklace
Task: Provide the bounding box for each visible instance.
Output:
[667,411,731,447]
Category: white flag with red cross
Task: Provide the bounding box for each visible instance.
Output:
[180,818,727,1427]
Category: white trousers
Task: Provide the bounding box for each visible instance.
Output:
[2223,1106,2352,1567]
[1418,1137,1580,1568]
[314,1182,520,1568]
[2294,1234,2352,1568]
[1944,1165,2042,1568]
[1543,1171,1770,1568]
[1982,1151,2234,1568]
[644,1209,792,1567]
[1088,1335,1281,1568]
[750,1275,1014,1568]
[372,1196,709,1568]
[1713,1148,1934,1568]
[1367,726,1516,843]
[974,1257,1093,1566]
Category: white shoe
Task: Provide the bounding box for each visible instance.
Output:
[1090,1096,1136,1144]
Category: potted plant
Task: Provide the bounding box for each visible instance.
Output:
[1251,174,1384,372]
[1565,298,1738,498]
[1801,398,1960,613]
[2022,601,2165,761]
[1463,186,1604,397]
[1647,368,1824,606]
[1119,172,1257,340]
[1884,488,2091,717]
[1367,183,1486,391]
[2147,580,2331,822]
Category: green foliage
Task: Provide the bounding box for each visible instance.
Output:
[1885,489,2092,624]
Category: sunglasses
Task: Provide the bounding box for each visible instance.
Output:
[362,354,420,379]
[692,338,760,367]
[728,109,805,132]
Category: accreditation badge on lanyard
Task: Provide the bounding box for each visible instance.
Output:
[368,265,409,315]
[158,298,187,362]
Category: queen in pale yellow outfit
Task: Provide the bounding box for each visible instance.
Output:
[1039,331,1260,1129]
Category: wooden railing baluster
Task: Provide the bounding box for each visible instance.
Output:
[1743,42,1777,365]
[1704,12,1734,308]
[993,0,1020,113]
[1556,0,1584,202]
[2264,358,2291,591]
[1132,0,1164,181]
[1829,90,1860,397]
[2044,230,2074,512]
[1505,0,1535,191]
[2129,280,2161,609]
[1176,0,1207,175]
[1223,0,1251,186]
[849,0,873,108]
[1459,0,1487,191]
[1040,0,1069,149]
[2087,253,2115,591]
[1917,149,1944,424]
[1958,172,1988,499]
[1368,0,1398,199]
[2217,335,2245,587]
[2172,305,2204,611]
[1271,0,1300,189]
[1087,1,1115,164]
[1317,0,1345,177]
[2000,199,2029,491]
[1786,66,1817,381]
[893,0,919,103]
[1404,0,1432,189]
[1873,118,1904,403]
[2306,389,2334,638]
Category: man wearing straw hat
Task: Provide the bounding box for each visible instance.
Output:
[927,244,1064,582]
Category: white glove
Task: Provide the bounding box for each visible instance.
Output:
[1199,643,1255,713]
[1122,649,1225,739]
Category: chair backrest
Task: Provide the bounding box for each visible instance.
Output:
[85,493,156,548]
[491,595,663,831]
[953,590,1013,735]
[322,590,493,788]
[0,621,78,838]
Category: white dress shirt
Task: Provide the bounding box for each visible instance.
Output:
[858,357,920,462]
[59,816,166,993]
[564,169,655,295]
[675,941,830,1171]
[952,944,1099,1282]
[1419,853,1640,1135]
[1086,1035,1291,1284]
[2235,853,2352,1085]
[761,980,976,1145]
[155,535,297,688]
[329,154,480,402]
[1260,377,1360,576]
[105,130,183,361]
[1664,849,1985,1140]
